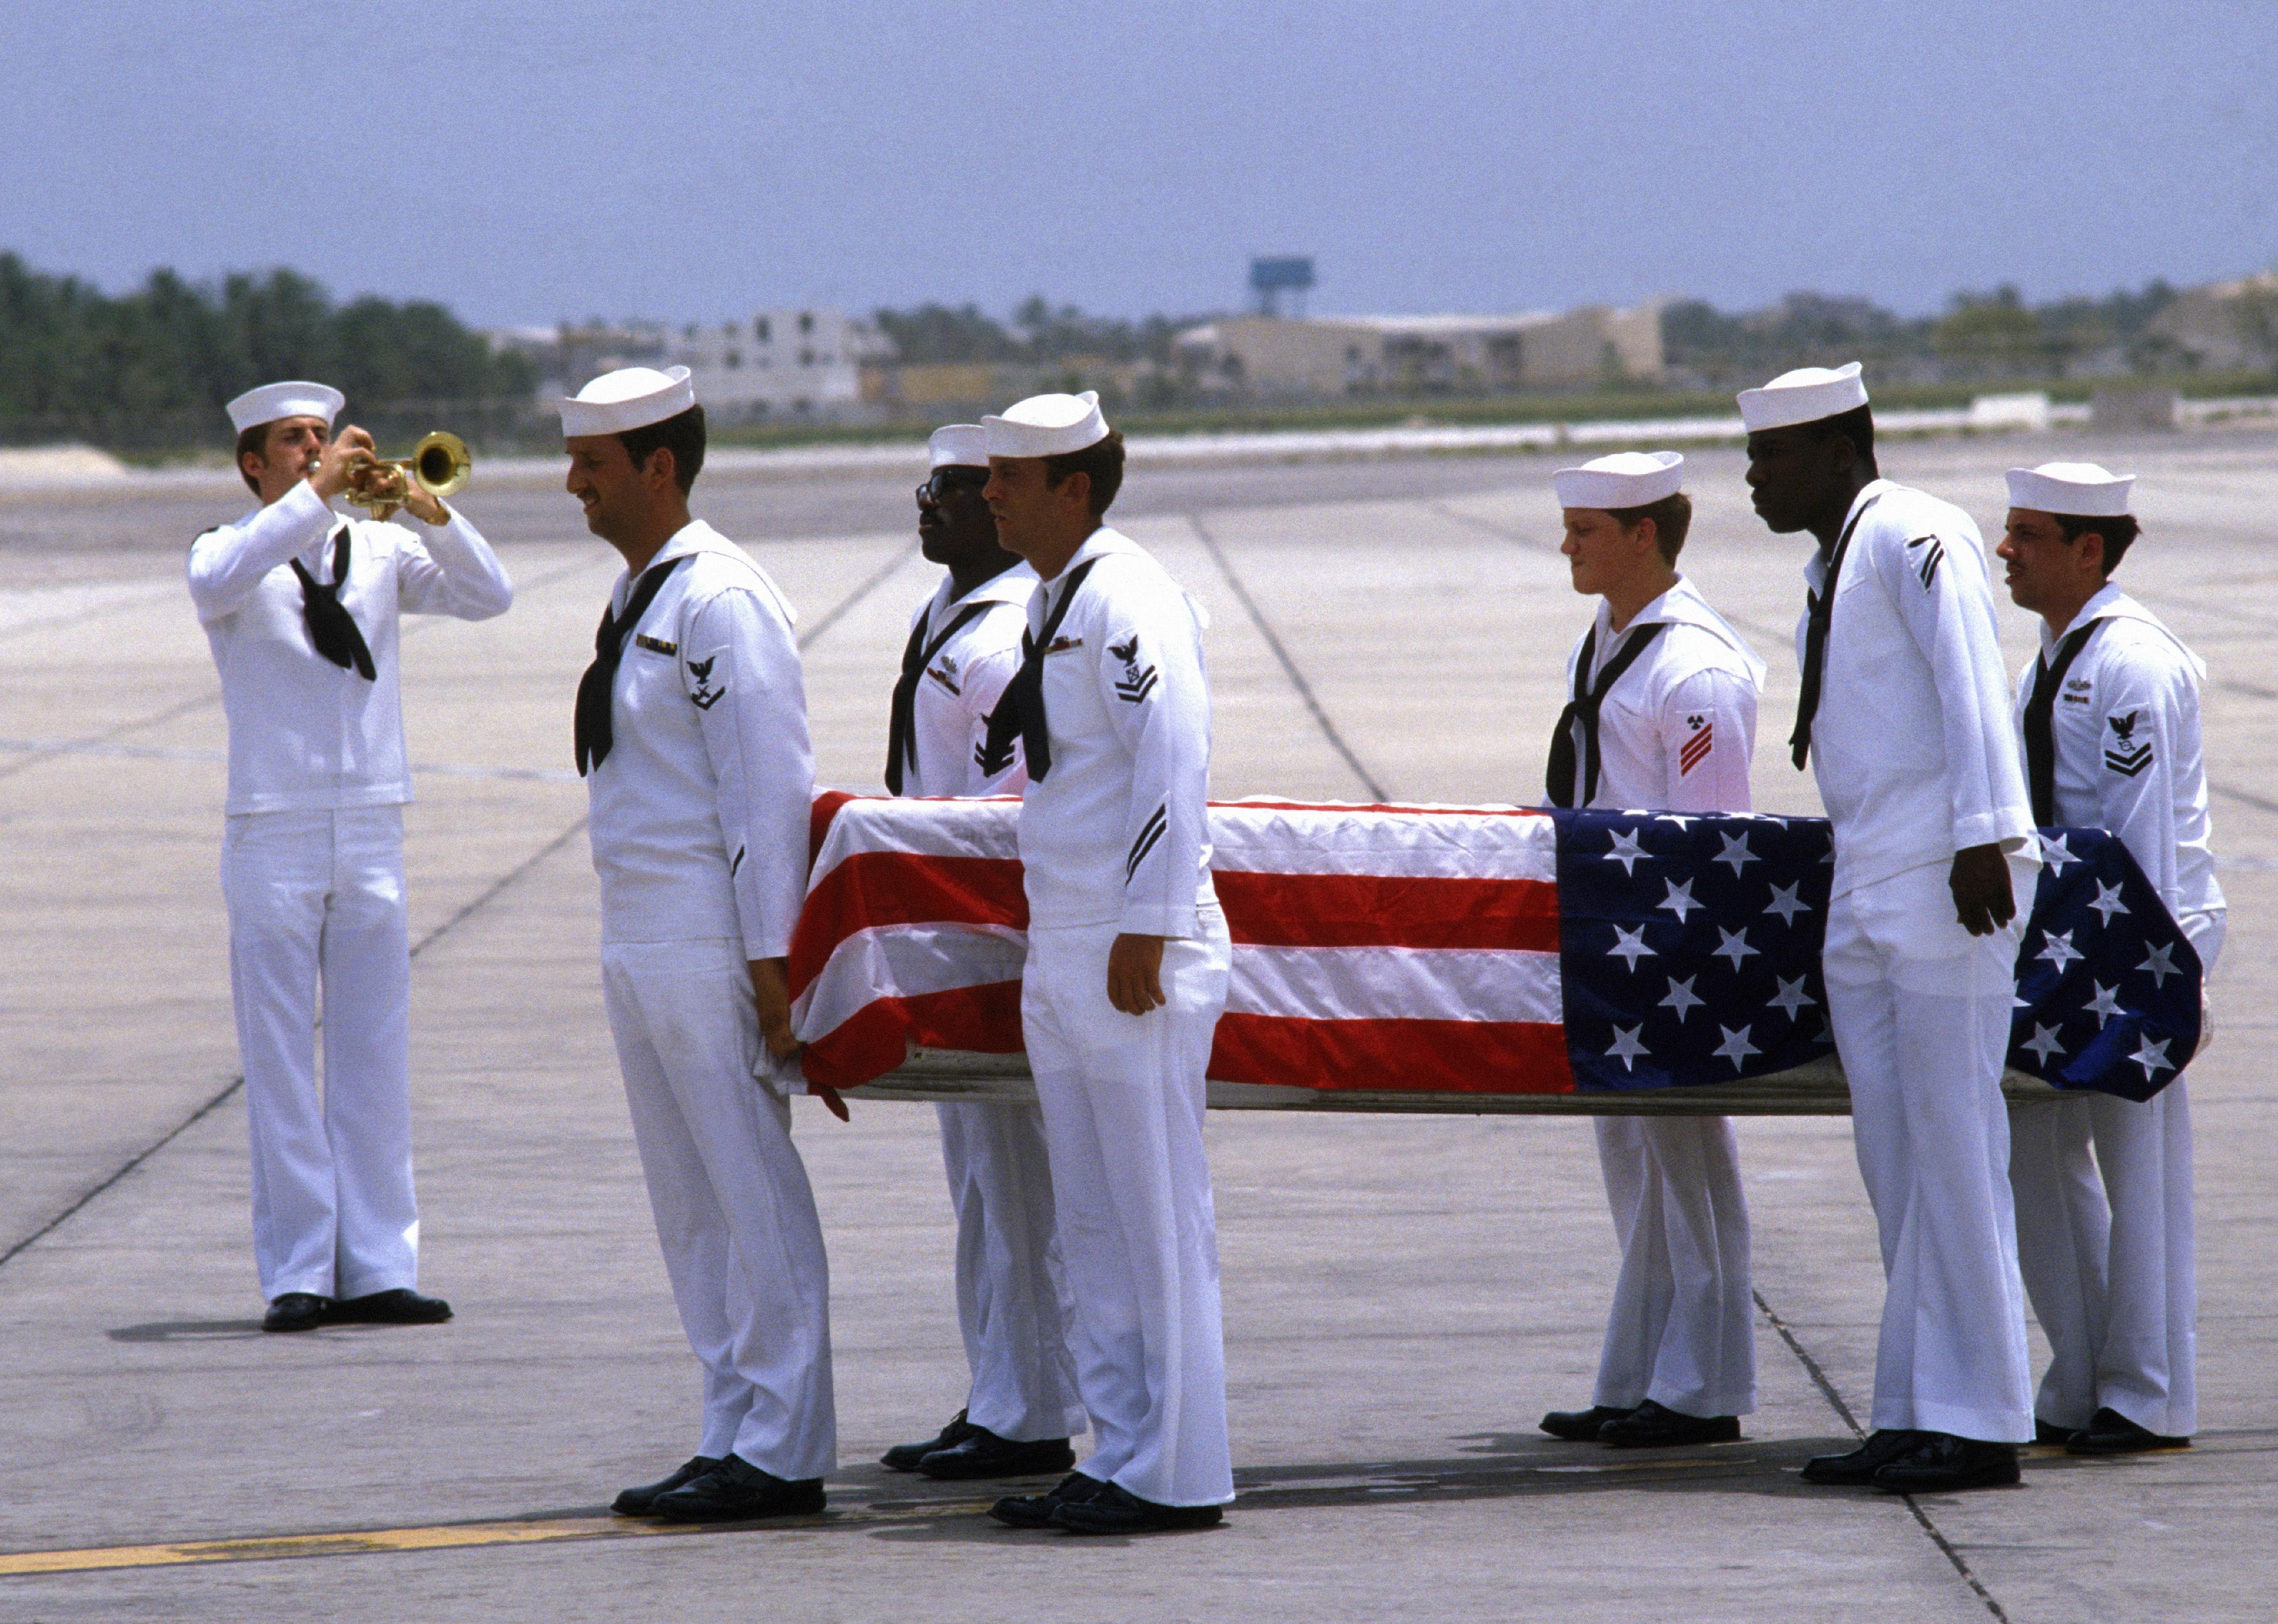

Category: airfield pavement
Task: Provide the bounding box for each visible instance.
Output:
[2,428,2275,1623]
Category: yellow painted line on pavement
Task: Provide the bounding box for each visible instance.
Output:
[0,1499,1000,1579]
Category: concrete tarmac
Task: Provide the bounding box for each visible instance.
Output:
[2,431,2274,1621]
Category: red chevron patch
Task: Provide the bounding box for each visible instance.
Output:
[1680,721,1714,776]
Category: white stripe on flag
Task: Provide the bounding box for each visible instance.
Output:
[812,797,1022,885]
[794,922,1027,1042]
[1227,944,1562,1025]
[1210,803,1558,880]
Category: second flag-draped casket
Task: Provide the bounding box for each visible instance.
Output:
[788,793,2202,1105]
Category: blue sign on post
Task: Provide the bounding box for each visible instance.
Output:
[1249,256,1316,316]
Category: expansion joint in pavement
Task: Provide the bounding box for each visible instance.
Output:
[1753,1285,2011,1623]
[1186,512,1388,800]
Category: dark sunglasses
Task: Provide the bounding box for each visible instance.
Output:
[916,468,990,508]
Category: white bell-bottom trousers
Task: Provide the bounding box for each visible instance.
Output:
[222,805,418,1301]
[1021,912,1234,1508]
[602,938,836,1479]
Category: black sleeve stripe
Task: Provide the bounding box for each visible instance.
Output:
[730,845,745,877]
[1125,804,1168,883]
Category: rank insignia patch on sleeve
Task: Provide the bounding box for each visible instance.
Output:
[1680,713,1714,776]
[1905,533,1945,590]
[2103,711,2152,777]
[687,654,726,711]
[1110,634,1158,703]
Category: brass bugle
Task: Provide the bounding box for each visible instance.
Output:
[345,431,473,518]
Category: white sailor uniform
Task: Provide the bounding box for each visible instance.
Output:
[1801,479,2038,1442]
[584,521,836,1480]
[2007,584,2223,1438]
[1552,577,1762,1421]
[892,563,1087,1445]
[187,478,512,1300]
[1011,527,1232,1508]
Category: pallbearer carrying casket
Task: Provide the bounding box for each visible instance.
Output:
[1534,451,1765,1451]
[974,393,1236,1536]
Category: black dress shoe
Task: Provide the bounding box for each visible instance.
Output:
[2034,1418,2080,1447]
[883,1409,979,1472]
[1801,1429,1921,1486]
[1598,1399,1742,1448]
[329,1288,451,1325]
[917,1428,1076,1480]
[990,1472,1104,1529]
[612,1456,724,1516]
[262,1293,330,1333]
[2066,1406,2189,1456]
[1871,1433,2021,1494]
[651,1455,826,1522]
[1540,1404,1635,1442]
[1050,1480,1224,1535]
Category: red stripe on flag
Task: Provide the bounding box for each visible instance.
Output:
[788,852,1028,991]
[1215,871,1558,951]
[805,982,1025,1090]
[1209,1013,1574,1093]
[809,789,862,870]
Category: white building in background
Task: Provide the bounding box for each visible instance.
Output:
[671,308,895,420]
[1175,304,1665,399]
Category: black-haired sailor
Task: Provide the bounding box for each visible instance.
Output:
[1533,451,1763,1452]
[973,392,1234,1537]
[1995,461,2223,1458]
[876,423,1083,1483]
[188,380,512,1335]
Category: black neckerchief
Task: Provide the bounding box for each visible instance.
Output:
[885,597,993,793]
[574,553,689,776]
[288,527,375,680]
[1544,619,1666,807]
[1789,491,1883,769]
[978,558,1100,783]
[2024,614,2108,825]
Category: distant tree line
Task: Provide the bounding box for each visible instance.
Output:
[1660,281,2191,387]
[873,295,1194,368]
[0,254,534,447]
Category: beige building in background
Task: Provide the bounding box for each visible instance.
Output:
[1175,304,1664,398]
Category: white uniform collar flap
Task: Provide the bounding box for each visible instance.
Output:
[1601,577,1767,685]
[2049,582,2204,679]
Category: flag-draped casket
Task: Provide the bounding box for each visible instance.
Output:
[789,794,2201,1105]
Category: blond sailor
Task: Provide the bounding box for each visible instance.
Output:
[564,367,835,1523]
[877,424,1083,1482]
[1744,364,2038,1494]
[1997,462,2222,1456]
[187,381,512,1333]
[975,393,1234,1536]
[1534,452,1762,1450]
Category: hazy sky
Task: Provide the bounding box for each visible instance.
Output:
[3,1,2273,328]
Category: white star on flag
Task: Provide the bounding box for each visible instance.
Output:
[1609,924,1656,969]
[2037,930,2084,972]
[1656,813,1700,830]
[2088,881,2129,925]
[1763,881,1808,925]
[1659,975,1704,1020]
[1714,832,1758,875]
[2138,942,2181,988]
[1769,976,1815,1018]
[2023,1025,2065,1063]
[2130,1035,2174,1080]
[2038,831,2077,873]
[1658,878,1701,922]
[1712,1024,1759,1070]
[1603,829,1650,875]
[2086,982,2125,1025]
[1712,927,1758,969]
[1605,1025,1650,1071]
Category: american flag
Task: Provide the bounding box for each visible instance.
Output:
[788,794,2201,1103]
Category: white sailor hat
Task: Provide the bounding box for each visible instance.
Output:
[1737,362,1870,433]
[226,381,344,434]
[561,365,697,437]
[2005,462,2134,518]
[983,390,1108,459]
[1553,450,1684,510]
[928,423,989,470]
